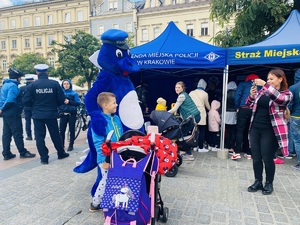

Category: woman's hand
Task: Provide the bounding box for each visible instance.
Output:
[250,85,257,99]
[253,79,266,87]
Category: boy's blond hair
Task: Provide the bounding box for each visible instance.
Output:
[97,92,116,108]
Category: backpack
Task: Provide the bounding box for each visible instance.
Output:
[101,150,158,225]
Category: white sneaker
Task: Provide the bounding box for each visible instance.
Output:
[208,146,213,151]
[211,147,218,152]
[198,148,209,153]
[193,147,198,152]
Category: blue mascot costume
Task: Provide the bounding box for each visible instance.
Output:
[73,29,144,196]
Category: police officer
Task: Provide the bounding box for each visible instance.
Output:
[0,68,36,160]
[20,74,36,140]
[23,64,69,164]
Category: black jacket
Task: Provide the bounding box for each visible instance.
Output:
[23,73,65,119]
[226,90,236,112]
[20,82,33,111]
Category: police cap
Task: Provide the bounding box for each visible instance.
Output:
[34,64,49,73]
[101,29,129,50]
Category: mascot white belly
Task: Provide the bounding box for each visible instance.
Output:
[118,90,144,129]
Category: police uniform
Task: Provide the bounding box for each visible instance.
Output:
[22,64,69,164]
[20,74,36,140]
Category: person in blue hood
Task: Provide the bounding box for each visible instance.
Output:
[288,69,300,170]
[0,68,36,160]
[59,79,81,151]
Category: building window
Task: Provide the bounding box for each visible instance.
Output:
[153,27,160,38]
[99,25,104,35]
[126,22,132,33]
[1,40,6,50]
[65,34,71,43]
[47,15,53,25]
[12,40,17,49]
[35,17,41,26]
[142,28,148,41]
[109,2,113,10]
[36,37,42,47]
[186,24,194,37]
[172,0,177,4]
[77,11,83,22]
[48,36,53,46]
[23,18,29,28]
[65,13,71,23]
[0,21,5,30]
[49,57,55,66]
[112,24,119,29]
[2,59,7,71]
[11,20,16,29]
[25,38,30,48]
[109,1,117,10]
[201,22,209,36]
[113,1,118,10]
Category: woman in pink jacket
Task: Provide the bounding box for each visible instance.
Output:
[246,68,292,195]
[208,100,221,150]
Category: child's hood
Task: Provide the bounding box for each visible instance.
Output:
[211,100,220,110]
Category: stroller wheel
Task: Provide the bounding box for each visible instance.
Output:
[160,207,169,223]
[176,154,182,167]
[155,205,161,221]
[165,165,178,177]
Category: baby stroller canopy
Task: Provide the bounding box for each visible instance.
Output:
[150,110,181,139]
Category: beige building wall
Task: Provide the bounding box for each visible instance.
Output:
[0,0,90,77]
[135,0,234,46]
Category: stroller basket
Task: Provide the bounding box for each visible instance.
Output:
[177,115,199,148]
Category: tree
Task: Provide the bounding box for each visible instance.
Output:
[9,53,50,74]
[210,0,297,47]
[51,31,101,89]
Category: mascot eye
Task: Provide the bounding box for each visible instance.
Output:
[127,49,131,56]
[116,49,123,58]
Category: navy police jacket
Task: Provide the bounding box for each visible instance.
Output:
[23,73,65,119]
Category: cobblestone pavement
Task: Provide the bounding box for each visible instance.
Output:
[1,121,300,225]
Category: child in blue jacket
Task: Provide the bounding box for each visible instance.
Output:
[89,92,123,212]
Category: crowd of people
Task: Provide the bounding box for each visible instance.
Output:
[1,64,300,197]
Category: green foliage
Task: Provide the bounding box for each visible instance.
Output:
[127,32,135,48]
[9,53,50,74]
[210,0,296,47]
[51,30,101,88]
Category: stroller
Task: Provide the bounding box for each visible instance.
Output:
[101,130,173,224]
[150,110,199,174]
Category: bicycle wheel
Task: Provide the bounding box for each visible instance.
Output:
[74,115,83,140]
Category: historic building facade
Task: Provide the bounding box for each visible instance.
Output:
[0,0,234,79]
[135,0,234,46]
[0,0,90,77]
[89,0,136,44]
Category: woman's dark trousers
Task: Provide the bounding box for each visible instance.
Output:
[59,113,77,148]
[249,125,278,183]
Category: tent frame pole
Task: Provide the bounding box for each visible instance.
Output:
[220,65,229,151]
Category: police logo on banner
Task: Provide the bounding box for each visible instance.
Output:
[204,52,220,62]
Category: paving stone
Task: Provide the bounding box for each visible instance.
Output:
[258,213,274,223]
[197,214,211,224]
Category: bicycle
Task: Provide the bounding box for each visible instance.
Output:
[68,102,90,141]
